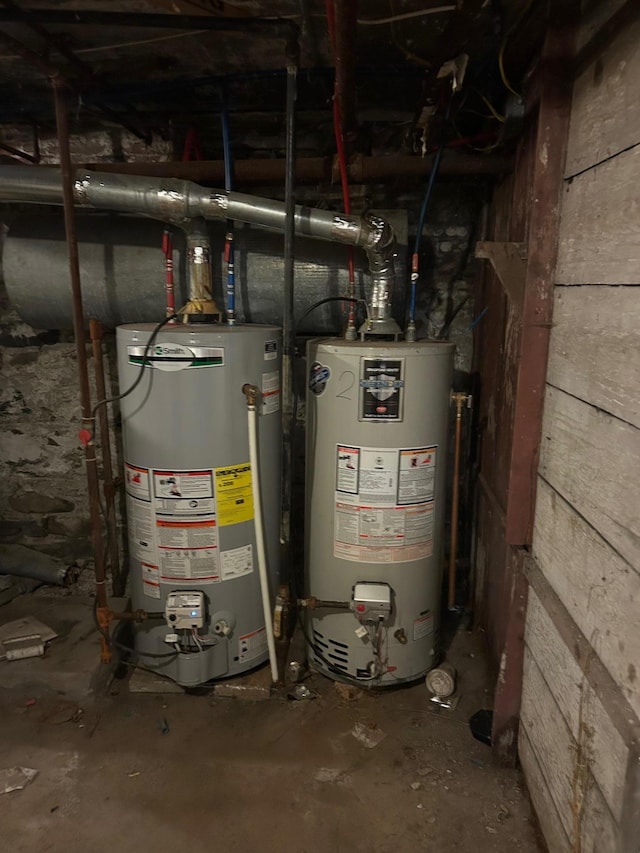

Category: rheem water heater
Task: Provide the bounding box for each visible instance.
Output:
[305,338,455,686]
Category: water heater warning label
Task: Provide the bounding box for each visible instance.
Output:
[141,562,160,599]
[333,444,437,563]
[398,447,437,505]
[262,370,281,415]
[215,464,253,526]
[124,461,255,585]
[238,626,267,663]
[221,544,253,580]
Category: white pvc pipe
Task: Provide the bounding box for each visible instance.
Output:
[246,398,279,684]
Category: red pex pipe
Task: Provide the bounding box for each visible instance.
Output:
[162,229,177,322]
[326,0,356,329]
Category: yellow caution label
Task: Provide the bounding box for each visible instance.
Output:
[214,463,254,526]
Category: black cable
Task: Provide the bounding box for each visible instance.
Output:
[294,296,362,337]
[90,313,178,438]
[438,294,470,340]
[112,637,179,660]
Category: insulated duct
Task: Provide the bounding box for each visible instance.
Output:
[0,166,398,331]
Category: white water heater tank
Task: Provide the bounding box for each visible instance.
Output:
[305,338,455,685]
[116,323,282,687]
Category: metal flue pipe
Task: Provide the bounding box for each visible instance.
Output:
[0,165,398,327]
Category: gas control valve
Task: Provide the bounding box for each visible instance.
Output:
[350,582,392,623]
[164,591,205,630]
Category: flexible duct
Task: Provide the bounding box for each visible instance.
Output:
[182,217,219,321]
[0,165,397,327]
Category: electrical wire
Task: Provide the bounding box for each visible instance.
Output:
[295,296,364,334]
[192,628,204,652]
[478,93,505,123]
[497,0,536,100]
[357,5,456,25]
[0,30,208,61]
[90,313,178,438]
[112,636,179,660]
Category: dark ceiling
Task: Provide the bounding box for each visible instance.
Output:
[0,0,543,164]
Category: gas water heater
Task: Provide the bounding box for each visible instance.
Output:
[116,323,281,686]
[305,339,455,686]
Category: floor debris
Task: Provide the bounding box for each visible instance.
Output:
[351,721,387,749]
[0,766,38,794]
[0,616,57,661]
[334,682,363,702]
[288,684,316,701]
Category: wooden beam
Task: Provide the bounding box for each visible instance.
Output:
[504,7,577,545]
[491,545,528,766]
[475,241,527,316]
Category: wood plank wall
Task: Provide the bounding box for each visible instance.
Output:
[519,13,640,852]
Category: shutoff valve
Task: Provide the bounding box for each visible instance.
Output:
[351,582,392,623]
[165,591,205,630]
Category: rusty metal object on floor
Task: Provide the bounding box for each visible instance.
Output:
[425,662,457,698]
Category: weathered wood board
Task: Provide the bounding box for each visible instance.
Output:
[567,16,640,176]
[555,146,640,285]
[525,588,628,820]
[548,285,640,428]
[533,478,640,717]
[519,729,570,853]
[520,649,618,851]
[539,386,640,571]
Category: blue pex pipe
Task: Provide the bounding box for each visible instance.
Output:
[220,88,236,321]
[409,98,453,326]
[409,141,445,326]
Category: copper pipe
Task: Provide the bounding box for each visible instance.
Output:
[52,80,111,662]
[448,393,470,610]
[76,152,513,183]
[334,0,359,152]
[89,319,122,597]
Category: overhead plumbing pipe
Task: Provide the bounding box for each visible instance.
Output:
[51,83,110,662]
[281,49,298,570]
[89,318,122,596]
[0,165,398,330]
[162,229,178,322]
[326,0,357,340]
[220,85,236,326]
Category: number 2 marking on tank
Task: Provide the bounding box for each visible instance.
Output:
[336,370,355,400]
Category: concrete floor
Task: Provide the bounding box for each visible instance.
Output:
[0,589,544,853]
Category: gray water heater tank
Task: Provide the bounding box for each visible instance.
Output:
[116,323,281,687]
[305,338,455,686]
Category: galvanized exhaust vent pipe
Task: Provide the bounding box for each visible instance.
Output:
[0,166,399,335]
